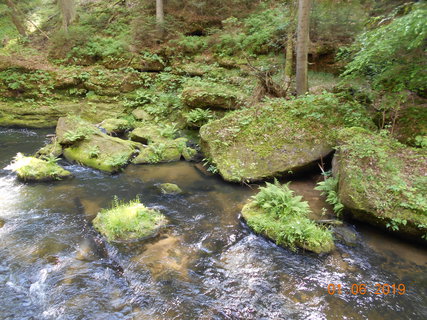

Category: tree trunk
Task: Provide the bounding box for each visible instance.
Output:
[296,0,311,96]
[156,0,165,35]
[284,1,296,85]
[5,0,27,37]
[58,0,76,35]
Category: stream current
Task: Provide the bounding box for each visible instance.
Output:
[0,127,426,320]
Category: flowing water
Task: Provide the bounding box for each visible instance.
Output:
[0,127,426,320]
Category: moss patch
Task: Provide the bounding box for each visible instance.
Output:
[181,80,246,110]
[242,182,334,254]
[200,92,375,182]
[93,197,167,242]
[335,127,427,241]
[393,105,427,147]
[8,153,71,182]
[159,183,183,194]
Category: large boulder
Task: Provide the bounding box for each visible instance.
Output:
[56,117,140,172]
[181,80,245,110]
[200,93,375,182]
[7,153,71,182]
[334,127,427,241]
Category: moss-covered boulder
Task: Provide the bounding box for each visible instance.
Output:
[56,117,140,172]
[99,118,133,135]
[241,182,335,254]
[132,139,186,164]
[334,127,427,241]
[7,153,71,182]
[393,105,427,147]
[158,183,183,194]
[93,197,167,242]
[181,80,245,110]
[35,140,63,158]
[200,93,375,182]
[129,125,164,144]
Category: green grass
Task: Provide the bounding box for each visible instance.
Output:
[93,197,167,242]
[242,180,334,253]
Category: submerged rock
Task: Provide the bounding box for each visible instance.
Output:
[0,219,5,228]
[7,153,71,182]
[241,182,335,254]
[181,80,245,110]
[334,127,427,241]
[158,183,183,195]
[200,93,374,182]
[93,198,167,242]
[35,140,63,158]
[56,117,140,172]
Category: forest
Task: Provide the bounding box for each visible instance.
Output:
[0,0,426,319]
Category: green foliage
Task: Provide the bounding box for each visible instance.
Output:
[93,196,167,242]
[246,180,334,252]
[159,123,178,139]
[342,2,427,93]
[184,108,214,127]
[105,153,129,168]
[315,174,344,216]
[63,126,95,144]
[202,158,219,174]
[124,89,157,109]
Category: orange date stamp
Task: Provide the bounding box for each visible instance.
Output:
[327,283,406,295]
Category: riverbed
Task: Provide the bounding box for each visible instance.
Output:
[0,127,426,320]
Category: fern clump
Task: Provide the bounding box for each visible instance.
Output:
[315,175,344,216]
[93,197,167,242]
[242,180,334,254]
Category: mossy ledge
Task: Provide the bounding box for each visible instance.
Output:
[93,197,167,242]
[241,182,335,254]
[7,153,71,182]
[200,92,375,182]
[334,127,427,241]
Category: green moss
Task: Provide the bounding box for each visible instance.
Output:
[93,197,167,242]
[9,153,71,182]
[335,128,427,240]
[242,181,334,254]
[159,183,183,195]
[394,106,427,147]
[100,118,134,135]
[181,80,246,110]
[200,92,375,182]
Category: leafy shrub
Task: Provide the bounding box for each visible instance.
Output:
[184,108,214,127]
[315,175,344,216]
[341,2,427,94]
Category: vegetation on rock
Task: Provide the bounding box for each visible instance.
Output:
[242,180,334,254]
[158,183,183,195]
[200,92,374,182]
[7,153,71,182]
[334,127,427,241]
[93,197,167,242]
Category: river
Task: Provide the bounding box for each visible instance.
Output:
[0,127,426,320]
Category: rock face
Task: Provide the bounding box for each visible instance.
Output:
[0,101,126,128]
[200,93,374,182]
[93,198,167,242]
[393,105,427,147]
[7,153,71,182]
[56,117,140,172]
[181,80,245,110]
[334,127,427,241]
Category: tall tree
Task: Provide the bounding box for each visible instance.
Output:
[5,0,27,37]
[156,0,164,34]
[284,0,297,86]
[58,0,76,35]
[296,0,311,95]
